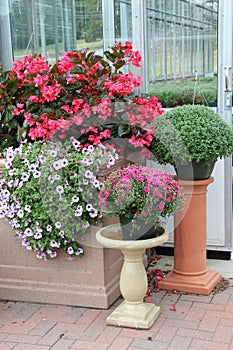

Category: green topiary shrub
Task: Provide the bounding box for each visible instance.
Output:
[150,104,233,167]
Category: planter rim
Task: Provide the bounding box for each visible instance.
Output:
[96,224,169,250]
[176,176,214,186]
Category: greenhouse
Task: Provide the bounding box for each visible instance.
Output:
[1,0,233,345]
[0,0,230,254]
[2,1,218,82]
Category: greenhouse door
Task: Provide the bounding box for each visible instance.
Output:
[126,0,233,256]
[205,0,232,256]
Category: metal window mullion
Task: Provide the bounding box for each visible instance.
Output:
[151,0,156,82]
[38,0,46,56]
[173,0,176,80]
[52,0,59,60]
[132,0,148,93]
[164,4,167,81]
[120,0,128,43]
[0,0,13,70]
[31,0,38,53]
[190,2,193,77]
[181,2,185,78]
[217,0,233,250]
[71,0,77,50]
[102,0,115,51]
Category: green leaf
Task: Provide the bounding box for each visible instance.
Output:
[104,51,116,62]
[5,118,19,129]
[114,59,126,71]
[2,110,14,124]
[118,124,131,137]
[70,65,85,74]
[100,59,110,68]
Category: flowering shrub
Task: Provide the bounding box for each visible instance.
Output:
[0,138,118,260]
[99,164,184,236]
[0,42,163,152]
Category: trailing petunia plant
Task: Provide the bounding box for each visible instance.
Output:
[0,137,118,260]
[0,41,164,152]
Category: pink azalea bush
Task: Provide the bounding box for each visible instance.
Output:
[0,42,164,152]
[99,164,184,235]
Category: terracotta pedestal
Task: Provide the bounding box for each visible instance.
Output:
[96,224,169,329]
[159,177,221,295]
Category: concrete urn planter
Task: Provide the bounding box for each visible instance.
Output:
[96,224,169,329]
[0,158,125,309]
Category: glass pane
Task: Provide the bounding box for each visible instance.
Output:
[147,0,218,107]
[10,0,103,63]
[114,0,132,42]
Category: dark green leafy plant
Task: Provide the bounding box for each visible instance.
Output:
[150,104,233,166]
[149,77,218,107]
[0,42,162,153]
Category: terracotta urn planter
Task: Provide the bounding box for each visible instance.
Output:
[96,224,169,329]
[158,177,222,294]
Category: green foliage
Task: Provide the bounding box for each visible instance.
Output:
[85,19,102,43]
[150,104,233,166]
[149,77,218,108]
[0,68,28,152]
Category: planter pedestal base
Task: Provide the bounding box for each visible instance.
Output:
[159,177,221,295]
[159,269,221,295]
[96,224,169,329]
[107,301,160,329]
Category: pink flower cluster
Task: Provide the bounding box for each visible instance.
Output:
[0,42,164,149]
[99,164,184,224]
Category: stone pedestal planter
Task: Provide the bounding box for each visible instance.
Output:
[96,224,169,329]
[159,177,221,294]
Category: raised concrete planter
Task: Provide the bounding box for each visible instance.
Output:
[0,157,124,308]
[0,221,123,308]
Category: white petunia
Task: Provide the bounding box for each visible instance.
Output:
[25,228,33,236]
[55,222,61,229]
[71,195,79,203]
[29,164,37,172]
[17,210,24,218]
[21,173,30,182]
[67,247,74,255]
[46,225,52,232]
[53,160,62,170]
[89,208,98,218]
[84,170,93,179]
[86,204,93,212]
[33,170,41,179]
[74,205,83,217]
[56,185,64,194]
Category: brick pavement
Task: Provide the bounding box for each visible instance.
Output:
[1,280,233,349]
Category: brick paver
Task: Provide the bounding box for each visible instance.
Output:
[0,280,233,349]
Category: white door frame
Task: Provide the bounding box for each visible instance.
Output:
[214,0,233,251]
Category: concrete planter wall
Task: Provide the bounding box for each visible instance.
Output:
[0,158,124,309]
